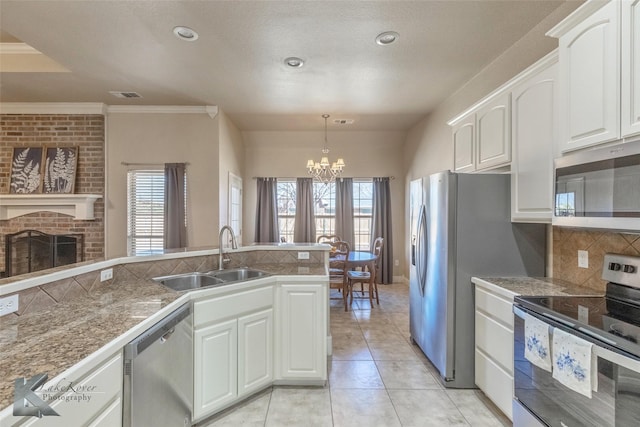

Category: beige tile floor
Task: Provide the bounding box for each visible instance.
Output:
[200,282,512,427]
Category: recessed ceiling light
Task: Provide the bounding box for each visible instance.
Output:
[375,31,399,46]
[173,26,199,41]
[284,57,304,68]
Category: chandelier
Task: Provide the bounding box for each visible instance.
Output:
[306,114,346,184]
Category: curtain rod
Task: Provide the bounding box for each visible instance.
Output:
[121,161,190,166]
[252,176,395,180]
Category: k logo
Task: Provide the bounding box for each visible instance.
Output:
[13,374,59,418]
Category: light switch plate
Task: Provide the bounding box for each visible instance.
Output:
[297,252,310,260]
[0,294,19,316]
[578,250,589,268]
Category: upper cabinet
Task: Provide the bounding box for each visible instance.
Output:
[548,0,640,152]
[622,0,640,136]
[450,93,511,173]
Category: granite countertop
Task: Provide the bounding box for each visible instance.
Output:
[473,276,604,297]
[0,265,326,410]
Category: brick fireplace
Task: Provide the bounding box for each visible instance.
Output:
[0,114,105,276]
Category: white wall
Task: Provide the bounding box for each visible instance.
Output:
[402,2,582,278]
[242,130,406,277]
[106,113,219,257]
[218,109,245,235]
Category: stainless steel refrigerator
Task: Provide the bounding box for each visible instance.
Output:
[409,171,545,388]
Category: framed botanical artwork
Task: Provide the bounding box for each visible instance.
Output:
[42,146,78,194]
[9,147,43,194]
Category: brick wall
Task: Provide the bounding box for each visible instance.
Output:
[0,114,105,275]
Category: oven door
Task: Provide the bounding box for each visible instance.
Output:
[513,305,640,427]
[553,140,640,232]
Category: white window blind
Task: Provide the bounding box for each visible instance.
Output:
[127,170,165,256]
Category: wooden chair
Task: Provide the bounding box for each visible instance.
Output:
[317,234,342,244]
[329,245,350,311]
[347,237,384,307]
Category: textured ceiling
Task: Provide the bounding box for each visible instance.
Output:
[0,1,567,130]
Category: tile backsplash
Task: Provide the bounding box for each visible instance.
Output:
[553,227,640,292]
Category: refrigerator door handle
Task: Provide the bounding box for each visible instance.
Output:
[416,204,428,296]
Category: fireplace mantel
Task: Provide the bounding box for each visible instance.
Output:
[0,194,102,220]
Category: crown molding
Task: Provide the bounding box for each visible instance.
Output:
[0,43,40,54]
[107,105,219,118]
[0,102,107,115]
[546,0,610,38]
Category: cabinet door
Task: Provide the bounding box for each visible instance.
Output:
[194,319,238,419]
[558,0,620,151]
[476,93,511,170]
[277,284,326,380]
[511,61,557,223]
[622,0,640,137]
[452,115,476,172]
[238,308,273,396]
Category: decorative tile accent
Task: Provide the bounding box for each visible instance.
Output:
[41,278,75,302]
[553,227,640,292]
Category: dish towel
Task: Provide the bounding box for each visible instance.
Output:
[524,313,552,372]
[552,327,597,398]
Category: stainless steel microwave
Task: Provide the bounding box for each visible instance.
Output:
[553,140,640,232]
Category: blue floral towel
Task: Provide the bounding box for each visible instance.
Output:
[524,313,552,372]
[552,327,595,398]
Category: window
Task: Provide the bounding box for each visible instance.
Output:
[275,179,373,249]
[127,169,187,256]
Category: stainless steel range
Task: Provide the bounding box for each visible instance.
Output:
[513,253,640,427]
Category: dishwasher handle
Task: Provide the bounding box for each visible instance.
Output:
[124,303,191,360]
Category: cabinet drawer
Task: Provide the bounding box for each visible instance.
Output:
[475,311,513,373]
[195,286,273,327]
[23,352,123,427]
[475,286,514,328]
[475,349,513,421]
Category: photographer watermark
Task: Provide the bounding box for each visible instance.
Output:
[13,373,104,418]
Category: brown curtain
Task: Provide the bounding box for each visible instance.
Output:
[294,178,316,242]
[255,178,279,242]
[371,177,393,284]
[164,163,187,249]
[335,178,354,246]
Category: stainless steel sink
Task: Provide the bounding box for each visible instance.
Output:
[154,268,270,291]
[153,272,225,291]
[209,268,270,283]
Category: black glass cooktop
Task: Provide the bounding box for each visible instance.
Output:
[515,290,640,358]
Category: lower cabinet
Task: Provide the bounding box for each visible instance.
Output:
[275,282,327,381]
[193,285,274,421]
[20,352,123,427]
[474,281,517,421]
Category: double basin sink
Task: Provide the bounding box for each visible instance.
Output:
[154,268,270,292]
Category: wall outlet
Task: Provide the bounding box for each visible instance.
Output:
[394,259,399,267]
[297,252,310,260]
[578,250,589,268]
[0,294,19,316]
[100,268,113,282]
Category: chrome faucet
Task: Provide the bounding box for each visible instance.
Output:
[218,225,238,270]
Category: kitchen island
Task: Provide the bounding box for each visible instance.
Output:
[0,244,329,426]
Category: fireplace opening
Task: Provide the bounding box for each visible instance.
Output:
[4,230,84,277]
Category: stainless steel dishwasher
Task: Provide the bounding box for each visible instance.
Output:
[123,302,193,427]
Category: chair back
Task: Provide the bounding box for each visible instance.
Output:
[332,240,350,254]
[317,234,342,244]
[371,237,384,281]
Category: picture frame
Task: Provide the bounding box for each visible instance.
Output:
[9,147,43,194]
[42,146,78,194]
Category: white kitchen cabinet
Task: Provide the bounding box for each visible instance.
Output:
[474,280,517,421]
[193,285,274,421]
[510,53,558,223]
[237,309,273,396]
[475,93,511,171]
[550,0,621,151]
[194,319,238,419]
[275,282,327,381]
[21,352,123,427]
[453,114,476,172]
[622,0,640,137]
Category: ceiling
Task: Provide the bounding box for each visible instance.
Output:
[0,1,567,131]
